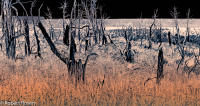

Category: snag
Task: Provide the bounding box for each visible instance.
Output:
[63,25,70,46]
[156,48,164,84]
[144,48,164,86]
[168,31,172,46]
[38,21,98,84]
[23,19,31,56]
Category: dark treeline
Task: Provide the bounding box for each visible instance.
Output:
[1,0,200,18]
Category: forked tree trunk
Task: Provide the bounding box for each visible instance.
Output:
[38,21,97,84]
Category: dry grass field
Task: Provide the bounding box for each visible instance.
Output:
[0,35,200,105]
[2,0,200,105]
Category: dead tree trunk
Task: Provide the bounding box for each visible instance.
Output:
[63,25,70,46]
[2,0,16,60]
[30,1,41,58]
[125,42,134,63]
[102,34,107,45]
[33,22,41,58]
[124,30,128,42]
[186,33,190,42]
[156,48,164,84]
[168,31,172,46]
[69,36,76,61]
[148,26,153,49]
[175,34,178,45]
[144,48,165,86]
[85,27,89,52]
[158,26,162,47]
[100,21,107,45]
[148,9,157,49]
[24,19,31,56]
[177,46,185,71]
[38,21,97,84]
[38,21,68,64]
[186,9,190,42]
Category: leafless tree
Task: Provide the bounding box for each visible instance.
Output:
[30,0,41,58]
[170,6,185,71]
[148,9,158,49]
[186,8,191,42]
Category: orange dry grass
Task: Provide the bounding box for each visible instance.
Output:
[0,56,200,106]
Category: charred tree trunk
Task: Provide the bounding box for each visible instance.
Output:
[94,30,98,44]
[168,31,172,46]
[101,28,107,45]
[148,9,157,49]
[186,33,190,42]
[125,42,134,63]
[85,28,89,52]
[38,21,97,84]
[148,27,152,49]
[85,40,88,52]
[124,31,128,42]
[177,46,185,71]
[30,1,41,58]
[102,34,107,45]
[144,48,164,86]
[24,19,31,56]
[33,23,41,58]
[174,34,178,45]
[63,25,70,46]
[68,53,97,84]
[100,21,107,45]
[69,36,76,61]
[158,28,162,47]
[38,21,68,64]
[2,0,16,60]
[78,18,81,41]
[156,48,164,85]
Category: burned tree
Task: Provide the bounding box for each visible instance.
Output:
[125,42,134,63]
[148,9,158,49]
[63,25,70,46]
[102,34,107,45]
[69,35,77,61]
[1,0,16,59]
[186,8,191,42]
[144,48,164,86]
[1,0,37,59]
[170,6,185,71]
[124,30,128,42]
[85,27,90,52]
[38,21,97,84]
[168,31,172,46]
[156,48,164,84]
[30,0,41,58]
[23,19,31,56]
[157,23,163,47]
[108,29,135,63]
[101,22,107,45]
[171,6,180,44]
